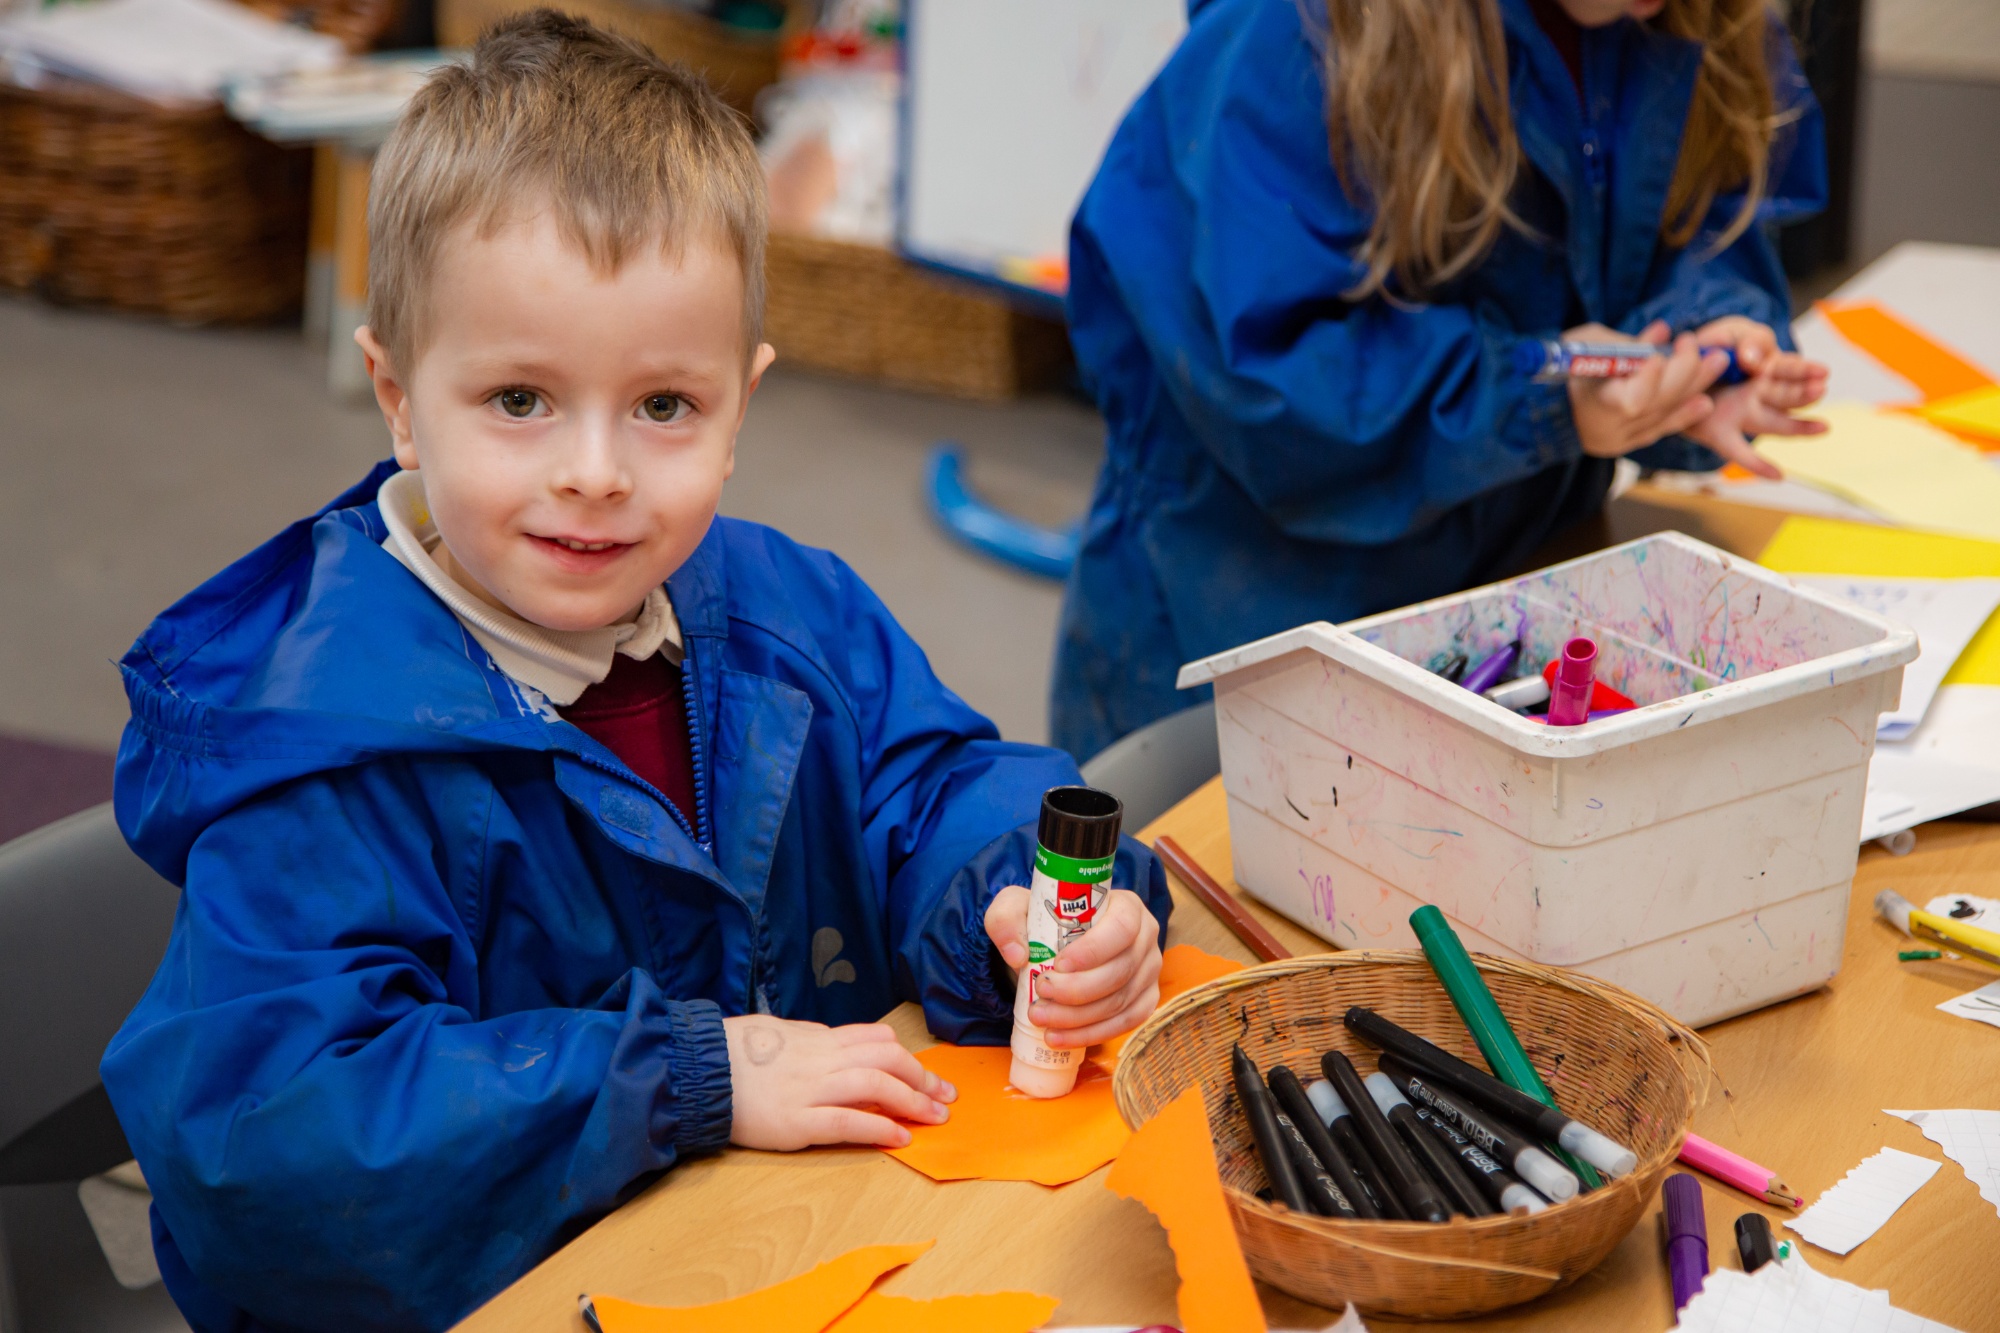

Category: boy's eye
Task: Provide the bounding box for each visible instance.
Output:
[495,389,542,418]
[641,394,690,424]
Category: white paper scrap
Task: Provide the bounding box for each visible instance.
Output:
[1923,893,2000,933]
[1937,978,2000,1032]
[1886,1109,2000,1221]
[1859,685,2000,841]
[1785,1147,1940,1255]
[1794,576,2000,738]
[1671,1255,1966,1332]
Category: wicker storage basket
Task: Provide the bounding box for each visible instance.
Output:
[1111,951,1708,1321]
[765,233,1071,401]
[0,0,395,324]
[436,0,782,115]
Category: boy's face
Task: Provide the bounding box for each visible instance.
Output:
[359,211,775,632]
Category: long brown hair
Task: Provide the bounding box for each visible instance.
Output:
[1320,0,1777,302]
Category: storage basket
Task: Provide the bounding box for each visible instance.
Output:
[765,232,1070,400]
[436,0,783,115]
[0,0,395,324]
[1111,951,1707,1320]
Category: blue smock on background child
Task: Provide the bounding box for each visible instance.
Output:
[1051,0,1828,761]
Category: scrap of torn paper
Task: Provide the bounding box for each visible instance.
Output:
[824,1290,1058,1333]
[1106,1084,1267,1333]
[885,946,1244,1187]
[884,1044,1127,1186]
[1937,978,2000,1032]
[585,1241,932,1333]
[1672,1254,1967,1332]
[1886,1109,2000,1221]
[1785,1148,1941,1255]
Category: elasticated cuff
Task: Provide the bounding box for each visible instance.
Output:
[660,998,733,1155]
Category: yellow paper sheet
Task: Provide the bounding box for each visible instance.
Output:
[883,1044,1128,1186]
[1757,404,2000,542]
[1922,384,2000,444]
[824,1290,1059,1333]
[588,1241,933,1333]
[1757,516,2000,688]
[1105,1084,1267,1333]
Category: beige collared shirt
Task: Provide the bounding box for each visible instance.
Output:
[376,469,682,707]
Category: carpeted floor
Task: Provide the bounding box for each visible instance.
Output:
[0,735,115,847]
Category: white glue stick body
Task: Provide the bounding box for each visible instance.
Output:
[1008,786,1123,1098]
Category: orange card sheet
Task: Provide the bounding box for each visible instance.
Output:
[587,1241,933,1333]
[1817,301,1994,401]
[1105,1084,1267,1333]
[824,1290,1059,1333]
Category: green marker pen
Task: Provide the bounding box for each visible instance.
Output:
[1409,905,1603,1188]
[1009,786,1122,1098]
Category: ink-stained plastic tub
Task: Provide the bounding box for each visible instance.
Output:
[1176,532,1919,1027]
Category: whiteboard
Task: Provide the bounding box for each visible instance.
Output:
[900,0,1187,301]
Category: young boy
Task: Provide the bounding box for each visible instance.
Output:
[101,15,1169,1332]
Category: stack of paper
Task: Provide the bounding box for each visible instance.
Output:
[1785,1147,1940,1255]
[1672,1256,1966,1332]
[0,0,341,105]
[1757,404,2000,543]
[1789,575,2000,738]
[227,51,459,146]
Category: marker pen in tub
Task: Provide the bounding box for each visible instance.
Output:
[1545,637,1599,726]
[1008,785,1122,1098]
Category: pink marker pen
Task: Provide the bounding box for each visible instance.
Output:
[1545,637,1598,726]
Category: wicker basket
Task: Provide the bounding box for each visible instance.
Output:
[1111,951,1708,1321]
[435,0,783,115]
[765,232,1071,401]
[0,0,395,324]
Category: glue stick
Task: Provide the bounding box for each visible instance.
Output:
[1009,785,1123,1098]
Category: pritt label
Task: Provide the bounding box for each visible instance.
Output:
[1054,881,1096,923]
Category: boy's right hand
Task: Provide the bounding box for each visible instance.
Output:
[722,1015,955,1151]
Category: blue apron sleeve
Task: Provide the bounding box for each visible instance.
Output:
[99,764,732,1333]
[1068,2,1580,547]
[822,556,1172,1043]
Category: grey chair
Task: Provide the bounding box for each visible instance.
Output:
[0,803,185,1332]
[1079,699,1221,831]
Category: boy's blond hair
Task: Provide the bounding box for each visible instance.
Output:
[367,10,767,374]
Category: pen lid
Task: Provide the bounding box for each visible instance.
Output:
[1663,1173,1706,1241]
[1557,637,1599,687]
[1038,786,1122,861]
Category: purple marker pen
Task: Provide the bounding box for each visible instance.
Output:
[1459,639,1520,696]
[1663,1173,1709,1312]
[1546,637,1598,727]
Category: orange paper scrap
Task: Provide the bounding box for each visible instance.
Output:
[587,1241,933,1333]
[1106,1085,1267,1333]
[884,1044,1128,1186]
[1817,301,1994,402]
[825,1290,1059,1333]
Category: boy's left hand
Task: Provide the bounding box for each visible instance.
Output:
[986,886,1162,1049]
[1685,315,1830,479]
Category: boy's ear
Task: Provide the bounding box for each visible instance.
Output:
[355,326,419,469]
[723,342,778,482]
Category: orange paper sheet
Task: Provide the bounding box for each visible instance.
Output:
[884,946,1244,1187]
[1105,1084,1267,1333]
[1818,301,1994,401]
[588,1241,933,1333]
[825,1290,1059,1333]
[884,1044,1127,1186]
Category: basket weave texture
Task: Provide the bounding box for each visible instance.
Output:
[766,233,1070,401]
[1111,950,1708,1320]
[0,0,394,324]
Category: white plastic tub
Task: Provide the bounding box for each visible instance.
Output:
[1177,533,1918,1027]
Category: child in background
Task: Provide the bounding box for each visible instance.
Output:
[1052,0,1831,761]
[102,16,1168,1332]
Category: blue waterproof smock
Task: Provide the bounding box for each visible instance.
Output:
[1051,0,1827,760]
[103,462,1170,1333]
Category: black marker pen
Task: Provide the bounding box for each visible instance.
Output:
[1304,1078,1402,1219]
[1415,1105,1547,1215]
[1321,1050,1449,1223]
[1366,1072,1492,1216]
[1378,1053,1578,1202]
[1232,1044,1308,1212]
[1268,1065,1378,1219]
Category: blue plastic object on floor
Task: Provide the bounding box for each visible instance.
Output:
[925,444,1079,581]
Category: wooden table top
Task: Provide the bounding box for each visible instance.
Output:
[457,489,2000,1332]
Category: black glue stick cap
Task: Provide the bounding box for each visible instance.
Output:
[1039,786,1123,861]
